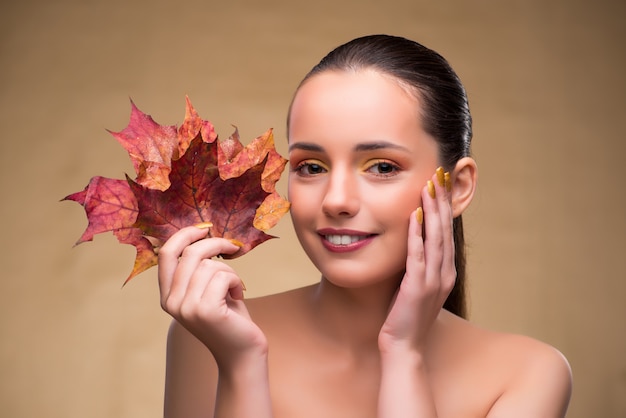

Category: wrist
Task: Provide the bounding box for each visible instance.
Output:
[211,331,269,371]
[217,349,269,383]
[378,334,425,359]
[380,346,426,373]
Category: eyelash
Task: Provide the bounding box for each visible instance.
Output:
[293,161,327,176]
[363,159,401,177]
[293,159,401,178]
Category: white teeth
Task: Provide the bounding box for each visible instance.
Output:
[325,235,365,245]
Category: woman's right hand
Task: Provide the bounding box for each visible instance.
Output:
[158,225,268,368]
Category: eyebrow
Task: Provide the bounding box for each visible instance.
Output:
[354,141,410,153]
[289,140,410,153]
[288,142,324,152]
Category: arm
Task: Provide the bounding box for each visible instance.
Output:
[159,226,273,418]
[378,168,455,417]
[214,348,272,418]
[164,320,218,418]
[164,320,273,418]
[378,168,572,417]
[378,349,437,417]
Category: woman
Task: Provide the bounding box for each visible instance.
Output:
[158,34,572,417]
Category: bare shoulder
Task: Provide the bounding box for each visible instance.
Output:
[439,311,573,417]
[486,330,573,417]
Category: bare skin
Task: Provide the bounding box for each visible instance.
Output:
[165,292,572,417]
[159,69,572,417]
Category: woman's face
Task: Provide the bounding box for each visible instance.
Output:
[287,69,439,288]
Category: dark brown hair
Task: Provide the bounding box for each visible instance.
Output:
[290,34,473,318]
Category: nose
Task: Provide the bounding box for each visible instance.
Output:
[321,167,360,218]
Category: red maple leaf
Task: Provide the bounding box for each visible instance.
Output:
[63,97,290,284]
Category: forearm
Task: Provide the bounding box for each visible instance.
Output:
[215,353,273,418]
[378,350,437,418]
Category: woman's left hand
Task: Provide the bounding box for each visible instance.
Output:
[378,168,456,355]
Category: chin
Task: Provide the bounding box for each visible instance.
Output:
[320,264,403,289]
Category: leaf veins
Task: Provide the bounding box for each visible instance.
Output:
[63,97,290,284]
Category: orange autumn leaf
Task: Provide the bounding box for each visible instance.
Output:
[254,191,292,231]
[108,100,179,191]
[217,127,287,193]
[63,97,290,284]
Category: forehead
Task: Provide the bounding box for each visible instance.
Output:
[292,69,417,113]
[288,69,425,144]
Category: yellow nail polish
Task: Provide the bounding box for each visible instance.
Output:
[228,238,244,248]
[194,222,213,229]
[427,180,436,199]
[416,207,423,225]
[436,167,445,187]
[444,172,451,192]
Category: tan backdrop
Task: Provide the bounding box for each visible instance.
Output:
[1,0,624,417]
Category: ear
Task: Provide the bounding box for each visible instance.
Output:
[450,157,477,218]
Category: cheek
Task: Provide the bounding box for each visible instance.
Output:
[364,182,423,215]
[287,181,312,224]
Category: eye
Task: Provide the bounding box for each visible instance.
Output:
[364,160,400,177]
[293,160,327,176]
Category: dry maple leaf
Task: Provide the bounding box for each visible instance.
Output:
[63,97,290,285]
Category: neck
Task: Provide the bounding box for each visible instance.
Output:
[306,276,401,352]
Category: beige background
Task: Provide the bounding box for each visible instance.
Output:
[1,0,624,417]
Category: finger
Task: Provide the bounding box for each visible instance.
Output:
[434,168,454,245]
[165,238,240,308]
[422,178,444,284]
[199,267,246,309]
[159,226,240,302]
[178,260,240,320]
[404,207,426,293]
[158,225,211,298]
[435,169,456,288]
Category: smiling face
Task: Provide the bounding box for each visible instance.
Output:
[287,69,440,288]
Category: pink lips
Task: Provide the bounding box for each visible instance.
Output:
[317,228,375,253]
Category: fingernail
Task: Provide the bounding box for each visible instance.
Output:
[436,167,445,187]
[228,238,244,248]
[194,222,213,229]
[444,172,452,192]
[427,180,436,199]
[240,279,247,291]
[416,207,423,225]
